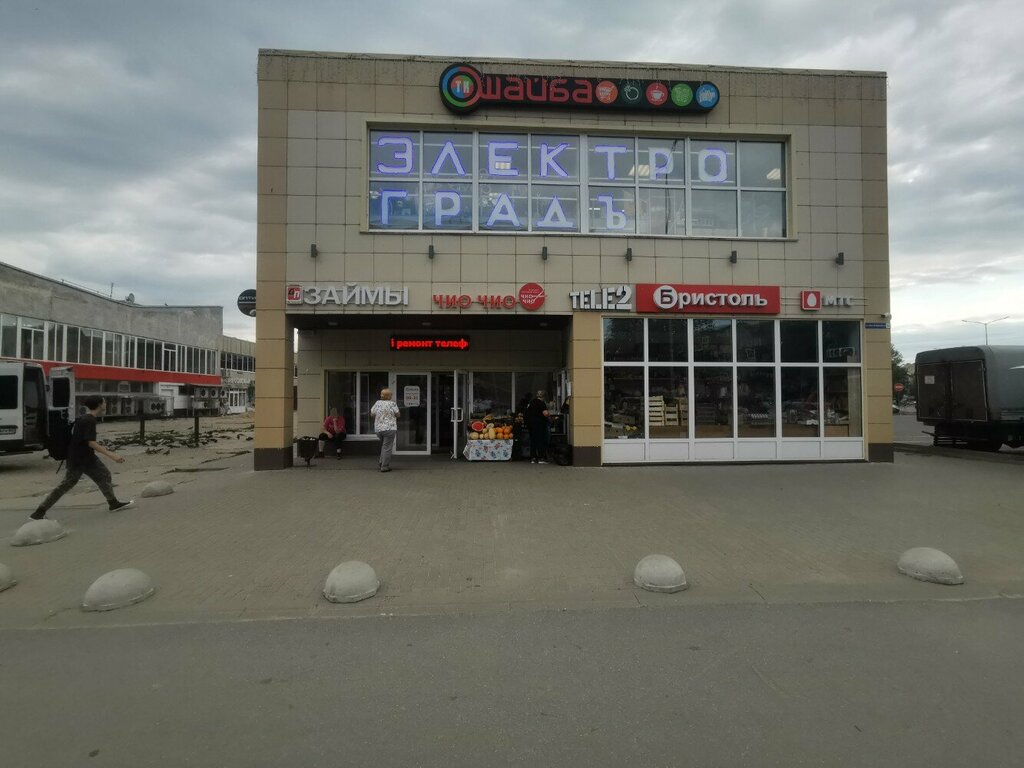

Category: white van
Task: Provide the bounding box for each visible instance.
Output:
[0,363,75,455]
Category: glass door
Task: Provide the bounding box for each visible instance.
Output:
[391,373,430,454]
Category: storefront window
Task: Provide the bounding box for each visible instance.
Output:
[479,183,528,231]
[648,367,688,439]
[824,368,863,437]
[423,183,472,230]
[514,373,556,414]
[604,318,644,362]
[648,318,688,362]
[471,372,512,418]
[738,368,776,437]
[358,372,389,435]
[693,319,732,362]
[736,320,774,362]
[782,368,819,437]
[694,368,733,438]
[781,321,819,363]
[637,188,686,236]
[605,368,645,439]
[325,372,357,432]
[823,321,861,363]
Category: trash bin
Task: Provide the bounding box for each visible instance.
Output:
[296,436,318,467]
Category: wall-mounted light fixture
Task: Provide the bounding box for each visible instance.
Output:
[835,251,845,265]
[428,245,435,260]
[625,247,633,262]
[541,246,548,261]
[310,243,318,259]
[729,250,738,264]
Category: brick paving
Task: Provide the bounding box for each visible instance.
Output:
[1,448,1023,629]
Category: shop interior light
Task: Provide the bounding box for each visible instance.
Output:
[835,251,845,265]
[729,250,737,264]
[428,245,435,260]
[542,246,548,261]
[310,243,318,259]
[625,247,632,262]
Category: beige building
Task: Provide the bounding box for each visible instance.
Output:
[255,50,891,469]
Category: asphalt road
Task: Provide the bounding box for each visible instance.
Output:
[4,598,1023,768]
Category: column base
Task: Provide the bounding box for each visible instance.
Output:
[572,446,601,467]
[867,443,894,462]
[254,447,295,471]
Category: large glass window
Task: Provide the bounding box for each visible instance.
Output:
[325,371,357,432]
[47,323,64,361]
[514,373,556,414]
[738,368,776,437]
[470,373,512,418]
[694,368,733,438]
[823,321,861,363]
[824,368,863,437]
[782,368,820,437]
[604,368,645,439]
[0,316,16,358]
[66,326,80,363]
[736,320,774,363]
[368,130,786,237]
[604,318,644,362]
[648,319,688,363]
[648,367,688,439]
[781,321,818,363]
[358,372,390,435]
[693,319,732,362]
[20,319,44,360]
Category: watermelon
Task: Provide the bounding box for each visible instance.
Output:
[470,420,487,432]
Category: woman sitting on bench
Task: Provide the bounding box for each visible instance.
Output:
[318,407,347,459]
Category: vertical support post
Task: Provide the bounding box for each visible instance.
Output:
[139,404,146,442]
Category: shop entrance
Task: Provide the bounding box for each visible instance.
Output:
[390,373,431,455]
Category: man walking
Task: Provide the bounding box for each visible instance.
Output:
[30,395,134,520]
[525,390,551,464]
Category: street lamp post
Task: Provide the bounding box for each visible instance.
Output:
[961,316,1009,345]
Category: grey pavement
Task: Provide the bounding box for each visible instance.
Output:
[1,445,1022,628]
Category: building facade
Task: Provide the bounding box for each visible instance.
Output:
[0,261,254,416]
[255,51,891,469]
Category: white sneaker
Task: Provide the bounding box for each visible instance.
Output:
[537,460,549,464]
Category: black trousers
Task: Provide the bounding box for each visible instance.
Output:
[37,459,117,514]
[528,425,549,461]
[318,432,346,455]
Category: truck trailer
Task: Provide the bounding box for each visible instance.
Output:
[915,345,1024,450]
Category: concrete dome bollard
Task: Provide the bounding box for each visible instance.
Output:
[0,562,17,592]
[323,561,379,603]
[142,480,174,498]
[81,569,156,612]
[634,554,689,593]
[10,519,67,547]
[897,548,964,585]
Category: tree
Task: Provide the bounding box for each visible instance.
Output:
[891,345,911,400]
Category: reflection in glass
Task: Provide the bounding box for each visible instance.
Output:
[736,320,774,362]
[693,319,732,362]
[589,187,636,233]
[532,185,579,232]
[531,135,580,181]
[637,187,686,235]
[369,181,420,229]
[738,368,776,437]
[691,189,738,237]
[604,367,645,439]
[781,321,819,362]
[478,134,529,180]
[648,367,689,439]
[604,318,644,362]
[740,191,786,237]
[471,372,513,418]
[369,131,418,178]
[326,371,358,434]
[739,142,785,188]
[824,368,863,437]
[823,321,861,363]
[588,137,635,182]
[782,368,820,437]
[423,132,473,178]
[358,372,390,435]
[637,138,686,184]
[690,140,737,185]
[694,368,733,438]
[479,184,528,231]
[648,319,688,362]
[423,183,472,230]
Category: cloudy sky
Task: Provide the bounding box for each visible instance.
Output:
[0,0,1021,356]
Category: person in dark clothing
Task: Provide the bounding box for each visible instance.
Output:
[525,390,551,464]
[31,395,134,520]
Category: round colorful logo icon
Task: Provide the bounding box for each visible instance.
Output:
[595,80,618,104]
[439,64,483,113]
[695,82,720,109]
[646,82,669,106]
[621,80,642,103]
[670,83,694,107]
[518,283,546,311]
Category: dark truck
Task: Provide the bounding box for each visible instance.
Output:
[915,345,1024,450]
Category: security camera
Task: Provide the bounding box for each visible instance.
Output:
[879,313,892,320]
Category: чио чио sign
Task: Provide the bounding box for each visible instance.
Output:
[439,64,719,115]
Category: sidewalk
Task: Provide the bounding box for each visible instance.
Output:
[2,448,1023,629]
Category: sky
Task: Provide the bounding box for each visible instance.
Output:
[0,0,1021,357]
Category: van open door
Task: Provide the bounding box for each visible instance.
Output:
[47,366,76,450]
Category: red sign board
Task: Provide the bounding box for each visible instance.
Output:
[432,284,545,311]
[635,284,781,315]
[894,383,905,392]
[800,290,821,311]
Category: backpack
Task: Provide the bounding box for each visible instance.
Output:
[47,416,76,462]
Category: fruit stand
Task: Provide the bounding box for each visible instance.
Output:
[462,419,514,461]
